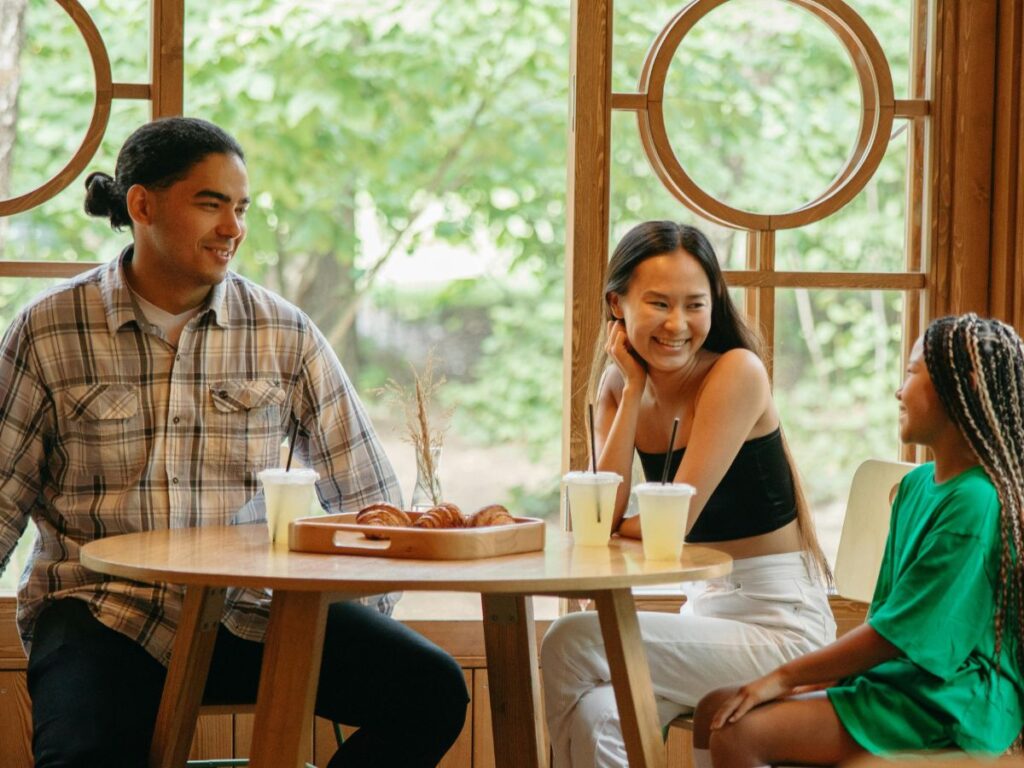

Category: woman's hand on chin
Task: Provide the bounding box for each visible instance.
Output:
[607,319,647,391]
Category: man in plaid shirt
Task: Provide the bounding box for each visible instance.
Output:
[0,117,467,768]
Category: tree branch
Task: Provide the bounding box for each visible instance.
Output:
[324,22,529,349]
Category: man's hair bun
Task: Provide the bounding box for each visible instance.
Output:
[83,171,130,230]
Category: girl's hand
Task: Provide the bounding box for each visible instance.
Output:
[606,319,647,390]
[710,671,793,730]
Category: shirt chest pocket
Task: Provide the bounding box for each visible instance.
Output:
[62,383,146,483]
[207,379,288,471]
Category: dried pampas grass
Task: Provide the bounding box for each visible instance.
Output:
[376,352,451,506]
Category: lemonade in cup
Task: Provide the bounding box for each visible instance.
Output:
[258,468,320,550]
[563,471,622,546]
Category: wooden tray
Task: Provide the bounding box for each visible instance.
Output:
[289,511,546,560]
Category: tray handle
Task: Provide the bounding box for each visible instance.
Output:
[329,531,394,553]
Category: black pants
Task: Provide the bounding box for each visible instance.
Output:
[28,599,468,768]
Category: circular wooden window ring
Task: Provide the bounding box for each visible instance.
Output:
[0,0,113,217]
[636,0,895,231]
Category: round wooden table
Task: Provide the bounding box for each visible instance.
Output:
[83,524,731,768]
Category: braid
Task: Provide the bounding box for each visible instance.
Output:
[924,315,1024,671]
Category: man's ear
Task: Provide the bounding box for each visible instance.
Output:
[125,184,153,227]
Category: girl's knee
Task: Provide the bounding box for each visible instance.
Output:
[708,708,770,764]
[692,686,739,748]
[540,611,601,667]
[429,649,470,710]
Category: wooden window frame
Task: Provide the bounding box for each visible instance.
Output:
[563,0,1021,473]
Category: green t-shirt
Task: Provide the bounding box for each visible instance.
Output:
[828,463,1022,753]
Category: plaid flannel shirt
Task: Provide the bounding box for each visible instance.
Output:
[0,247,401,664]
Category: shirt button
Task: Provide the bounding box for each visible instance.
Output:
[172,477,179,485]
[175,354,181,361]
[173,416,180,425]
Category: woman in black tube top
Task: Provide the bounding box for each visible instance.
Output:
[541,221,835,768]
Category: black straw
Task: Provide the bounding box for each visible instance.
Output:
[587,403,597,474]
[587,402,600,523]
[285,418,300,472]
[660,418,679,484]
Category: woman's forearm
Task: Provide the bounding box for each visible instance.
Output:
[776,623,899,687]
[599,383,644,530]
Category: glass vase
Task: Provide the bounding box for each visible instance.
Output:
[410,446,443,510]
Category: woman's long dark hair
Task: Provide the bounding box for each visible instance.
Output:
[924,314,1024,669]
[83,117,245,230]
[590,221,831,583]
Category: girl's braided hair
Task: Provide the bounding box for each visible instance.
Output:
[924,314,1024,667]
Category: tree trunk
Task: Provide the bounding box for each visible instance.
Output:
[0,0,28,256]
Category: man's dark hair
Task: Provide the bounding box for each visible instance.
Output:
[83,117,245,230]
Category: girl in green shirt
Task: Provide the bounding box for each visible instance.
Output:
[691,314,1024,766]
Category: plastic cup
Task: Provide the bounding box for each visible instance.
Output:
[634,482,696,560]
[563,471,622,546]
[258,468,321,550]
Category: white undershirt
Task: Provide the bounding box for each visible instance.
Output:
[130,289,203,347]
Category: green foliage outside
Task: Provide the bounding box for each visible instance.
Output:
[2,0,914,591]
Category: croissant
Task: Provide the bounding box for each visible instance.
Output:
[413,502,466,529]
[356,503,413,538]
[467,504,515,527]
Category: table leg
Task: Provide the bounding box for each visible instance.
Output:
[150,585,227,768]
[248,590,329,768]
[481,594,546,768]
[594,588,666,768]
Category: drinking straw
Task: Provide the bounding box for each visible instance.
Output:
[660,417,680,484]
[285,418,300,472]
[587,402,600,523]
[587,403,598,474]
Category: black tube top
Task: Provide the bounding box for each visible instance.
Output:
[636,427,797,543]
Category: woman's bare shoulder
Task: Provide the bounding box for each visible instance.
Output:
[695,348,771,408]
[705,347,769,385]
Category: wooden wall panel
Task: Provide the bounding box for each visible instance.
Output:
[0,671,32,768]
[473,668,550,768]
[187,714,234,761]
[0,598,25,671]
[989,0,1024,329]
[235,712,255,759]
[928,0,999,319]
[473,669,496,768]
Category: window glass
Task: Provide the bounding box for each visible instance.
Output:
[77,0,150,83]
[773,287,905,565]
[849,0,915,98]
[660,0,862,216]
[0,521,35,592]
[775,122,909,272]
[4,1,149,262]
[610,111,745,270]
[183,0,570,522]
[614,0,914,98]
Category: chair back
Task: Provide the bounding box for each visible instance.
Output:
[833,459,915,603]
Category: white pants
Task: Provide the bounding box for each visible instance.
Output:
[540,552,836,768]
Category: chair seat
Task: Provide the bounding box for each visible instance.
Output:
[668,713,694,732]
